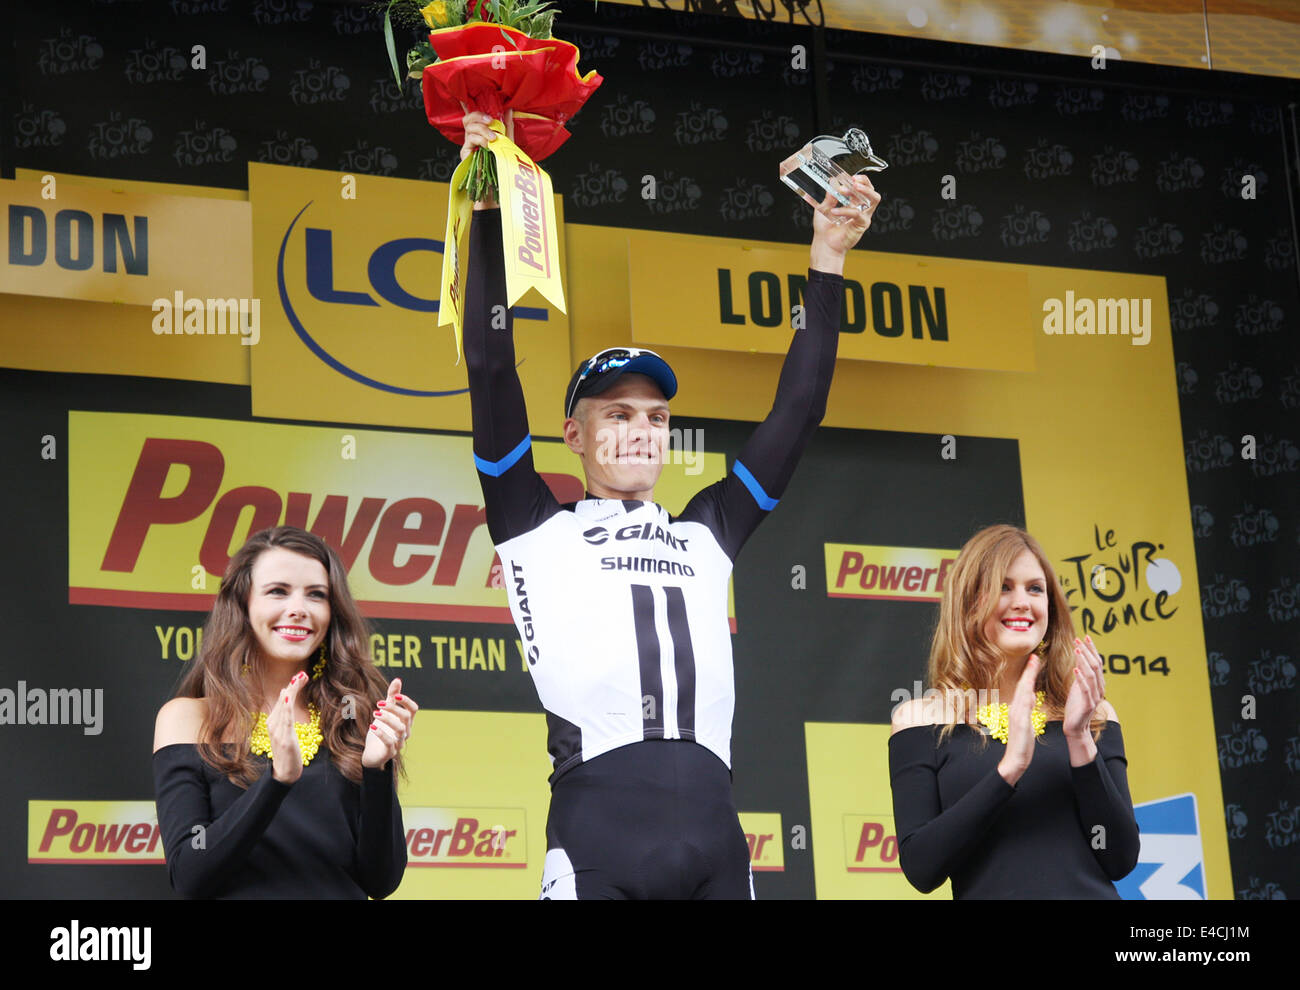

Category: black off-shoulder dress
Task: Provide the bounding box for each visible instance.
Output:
[152,744,406,899]
[888,721,1140,899]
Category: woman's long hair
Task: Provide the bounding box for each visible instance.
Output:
[175,526,400,785]
[928,524,1105,745]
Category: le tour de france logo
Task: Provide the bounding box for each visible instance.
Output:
[275,198,544,395]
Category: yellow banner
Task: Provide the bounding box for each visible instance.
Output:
[29,801,163,864]
[626,229,1034,371]
[824,543,959,602]
[1,177,250,306]
[68,410,728,622]
[392,711,551,899]
[248,161,571,432]
[806,723,947,899]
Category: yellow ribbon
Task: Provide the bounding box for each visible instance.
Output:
[440,118,566,363]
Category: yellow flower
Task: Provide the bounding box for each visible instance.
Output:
[420,1,451,28]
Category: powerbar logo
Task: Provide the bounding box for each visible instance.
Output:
[29,801,163,863]
[825,543,958,602]
[67,411,558,621]
[96,437,489,588]
[739,812,784,872]
[843,814,902,872]
[510,154,551,277]
[403,807,527,868]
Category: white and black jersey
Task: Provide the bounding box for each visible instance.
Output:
[500,496,737,777]
[464,209,844,787]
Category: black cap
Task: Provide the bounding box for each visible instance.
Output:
[564,348,678,419]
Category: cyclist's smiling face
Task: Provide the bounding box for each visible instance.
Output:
[565,374,670,499]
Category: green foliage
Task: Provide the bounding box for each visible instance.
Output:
[383,2,402,85]
[459,146,500,203]
[406,38,437,79]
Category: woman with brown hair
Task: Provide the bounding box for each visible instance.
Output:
[152,525,416,898]
[888,524,1139,898]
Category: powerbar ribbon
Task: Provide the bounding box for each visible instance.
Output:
[440,119,565,362]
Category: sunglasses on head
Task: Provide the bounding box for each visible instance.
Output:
[565,347,665,420]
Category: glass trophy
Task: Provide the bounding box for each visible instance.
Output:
[779,128,888,224]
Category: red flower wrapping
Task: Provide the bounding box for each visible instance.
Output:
[421,23,603,162]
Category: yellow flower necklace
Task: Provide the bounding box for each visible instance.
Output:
[250,703,323,766]
[977,691,1047,743]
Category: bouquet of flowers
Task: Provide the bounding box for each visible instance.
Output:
[380,1,604,356]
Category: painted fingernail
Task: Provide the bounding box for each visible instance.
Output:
[377,701,386,708]
[395,695,403,701]
[370,723,376,730]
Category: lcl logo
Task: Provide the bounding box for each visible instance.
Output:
[276,201,546,395]
[582,526,609,545]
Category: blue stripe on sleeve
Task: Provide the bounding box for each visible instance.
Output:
[733,458,778,511]
[474,435,532,477]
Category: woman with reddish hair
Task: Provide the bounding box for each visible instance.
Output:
[888,524,1139,898]
[152,526,416,898]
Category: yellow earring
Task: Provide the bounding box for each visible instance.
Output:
[312,641,327,680]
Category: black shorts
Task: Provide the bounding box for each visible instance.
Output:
[539,740,754,899]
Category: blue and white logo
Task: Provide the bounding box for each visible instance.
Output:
[1114,793,1206,899]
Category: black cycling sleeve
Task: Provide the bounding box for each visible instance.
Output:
[677,269,841,560]
[464,208,562,544]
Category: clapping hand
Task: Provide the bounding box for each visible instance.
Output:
[996,656,1040,787]
[268,671,308,785]
[363,677,419,770]
[1063,635,1105,766]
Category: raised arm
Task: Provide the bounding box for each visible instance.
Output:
[678,178,880,559]
[461,112,560,544]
